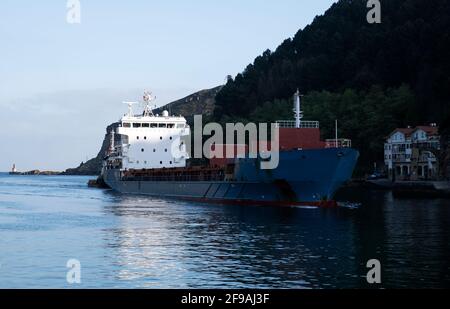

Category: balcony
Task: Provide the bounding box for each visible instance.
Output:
[392,154,410,163]
[412,141,441,151]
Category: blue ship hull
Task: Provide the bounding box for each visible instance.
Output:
[103,148,359,206]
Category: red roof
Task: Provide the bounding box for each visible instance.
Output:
[388,125,439,138]
[414,126,439,136]
[389,128,414,138]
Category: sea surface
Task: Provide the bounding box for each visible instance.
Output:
[0,173,449,289]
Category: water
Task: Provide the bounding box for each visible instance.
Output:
[0,174,449,289]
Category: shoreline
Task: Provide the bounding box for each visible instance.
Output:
[345,179,450,198]
[5,171,98,176]
[5,172,450,199]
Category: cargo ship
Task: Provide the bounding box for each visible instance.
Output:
[101,91,359,207]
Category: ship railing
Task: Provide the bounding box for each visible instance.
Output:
[275,120,320,129]
[325,139,352,149]
[122,175,226,182]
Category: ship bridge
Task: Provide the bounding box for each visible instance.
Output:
[105,91,190,171]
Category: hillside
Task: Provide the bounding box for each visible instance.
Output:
[214,0,450,173]
[63,123,119,175]
[65,87,220,175]
[66,0,450,176]
[155,86,222,122]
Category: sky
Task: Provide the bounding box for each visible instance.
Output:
[0,0,336,172]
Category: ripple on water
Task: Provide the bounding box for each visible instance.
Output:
[0,174,449,288]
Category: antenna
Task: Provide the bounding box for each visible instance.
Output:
[123,101,139,117]
[335,119,338,146]
[142,90,156,117]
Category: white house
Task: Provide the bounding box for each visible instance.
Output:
[385,125,440,181]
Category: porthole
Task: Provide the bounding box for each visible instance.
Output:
[141,148,145,152]
[160,137,163,140]
[160,161,163,165]
[153,149,156,152]
[165,149,168,152]
[144,136,147,140]
[170,137,173,140]
[137,136,140,140]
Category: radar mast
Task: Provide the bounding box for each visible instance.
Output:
[143,90,156,117]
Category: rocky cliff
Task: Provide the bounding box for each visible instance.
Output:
[63,123,119,176]
[154,86,221,121]
[64,86,221,175]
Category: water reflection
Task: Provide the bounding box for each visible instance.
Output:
[102,193,360,288]
[100,188,450,288]
[1,175,448,288]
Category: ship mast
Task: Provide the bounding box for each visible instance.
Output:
[294,89,304,128]
[123,101,138,117]
[142,90,156,117]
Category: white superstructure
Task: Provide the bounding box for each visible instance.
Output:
[105,91,190,171]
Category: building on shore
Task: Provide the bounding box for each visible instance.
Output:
[384,124,440,181]
[9,164,20,175]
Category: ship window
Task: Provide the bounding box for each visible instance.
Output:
[167,124,175,129]
[150,123,157,128]
[160,137,163,140]
[137,161,140,164]
[160,161,163,165]
[177,123,184,128]
[141,148,144,152]
[153,149,156,152]
[137,136,140,140]
[170,161,173,165]
[142,123,150,128]
[144,136,147,140]
[123,123,131,128]
[159,123,167,128]
[165,149,168,152]
[133,123,141,128]
[144,161,147,164]
[170,137,173,140]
